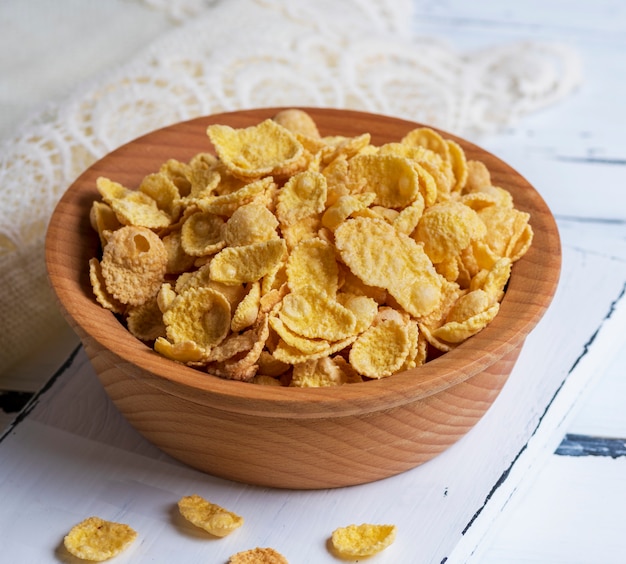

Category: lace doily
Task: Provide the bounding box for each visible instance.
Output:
[0,0,581,375]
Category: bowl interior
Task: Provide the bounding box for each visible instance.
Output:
[45,107,561,418]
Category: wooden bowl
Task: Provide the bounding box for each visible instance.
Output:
[45,108,561,489]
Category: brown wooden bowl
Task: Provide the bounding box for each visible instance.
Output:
[45,108,561,489]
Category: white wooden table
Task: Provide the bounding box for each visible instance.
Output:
[1,1,625,562]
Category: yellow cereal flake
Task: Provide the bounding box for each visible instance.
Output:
[181,211,226,256]
[278,286,356,341]
[273,108,320,138]
[402,127,450,160]
[337,293,379,333]
[286,238,338,296]
[257,350,290,377]
[269,315,331,355]
[272,334,357,365]
[276,170,327,227]
[63,516,137,562]
[89,258,125,314]
[126,297,166,342]
[228,547,288,564]
[197,176,274,216]
[90,201,121,247]
[330,523,397,558]
[210,313,270,381]
[224,202,279,247]
[97,177,171,229]
[139,171,183,222]
[446,139,469,193]
[279,215,321,250]
[207,118,305,179]
[100,225,168,306]
[477,205,533,261]
[154,337,207,363]
[471,257,513,303]
[348,154,421,209]
[231,282,261,332]
[162,230,197,274]
[320,132,371,165]
[393,195,425,235]
[321,192,376,231]
[432,290,500,344]
[210,239,287,284]
[334,217,444,317]
[290,356,349,387]
[349,319,411,378]
[414,200,487,264]
[163,286,231,349]
[178,494,243,537]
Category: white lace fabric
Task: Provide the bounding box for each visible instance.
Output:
[0,0,581,375]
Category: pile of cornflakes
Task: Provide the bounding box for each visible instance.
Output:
[89,108,532,385]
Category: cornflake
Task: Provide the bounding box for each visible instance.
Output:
[89,109,532,385]
[228,547,289,564]
[63,516,137,562]
[330,523,397,558]
[177,494,243,537]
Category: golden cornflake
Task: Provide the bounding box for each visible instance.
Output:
[139,172,183,222]
[224,202,279,247]
[163,286,231,349]
[321,192,376,232]
[348,154,420,209]
[290,357,349,387]
[276,170,327,227]
[278,286,356,341]
[273,108,320,139]
[97,177,171,229]
[89,258,125,314]
[478,205,533,261]
[63,516,137,562]
[330,523,397,558]
[154,337,207,363]
[209,239,287,284]
[90,201,121,247]
[197,176,273,216]
[335,217,444,317]
[269,314,331,355]
[228,547,288,564]
[181,211,226,256]
[349,319,411,379]
[286,238,338,296]
[126,297,166,341]
[100,225,168,306]
[178,494,243,537]
[414,200,487,264]
[207,118,304,179]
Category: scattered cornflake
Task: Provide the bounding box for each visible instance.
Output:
[228,547,289,564]
[330,523,397,558]
[178,494,243,537]
[63,516,137,562]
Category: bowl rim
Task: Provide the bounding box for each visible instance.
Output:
[45,107,561,418]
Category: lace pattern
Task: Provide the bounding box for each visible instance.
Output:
[0,0,581,373]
